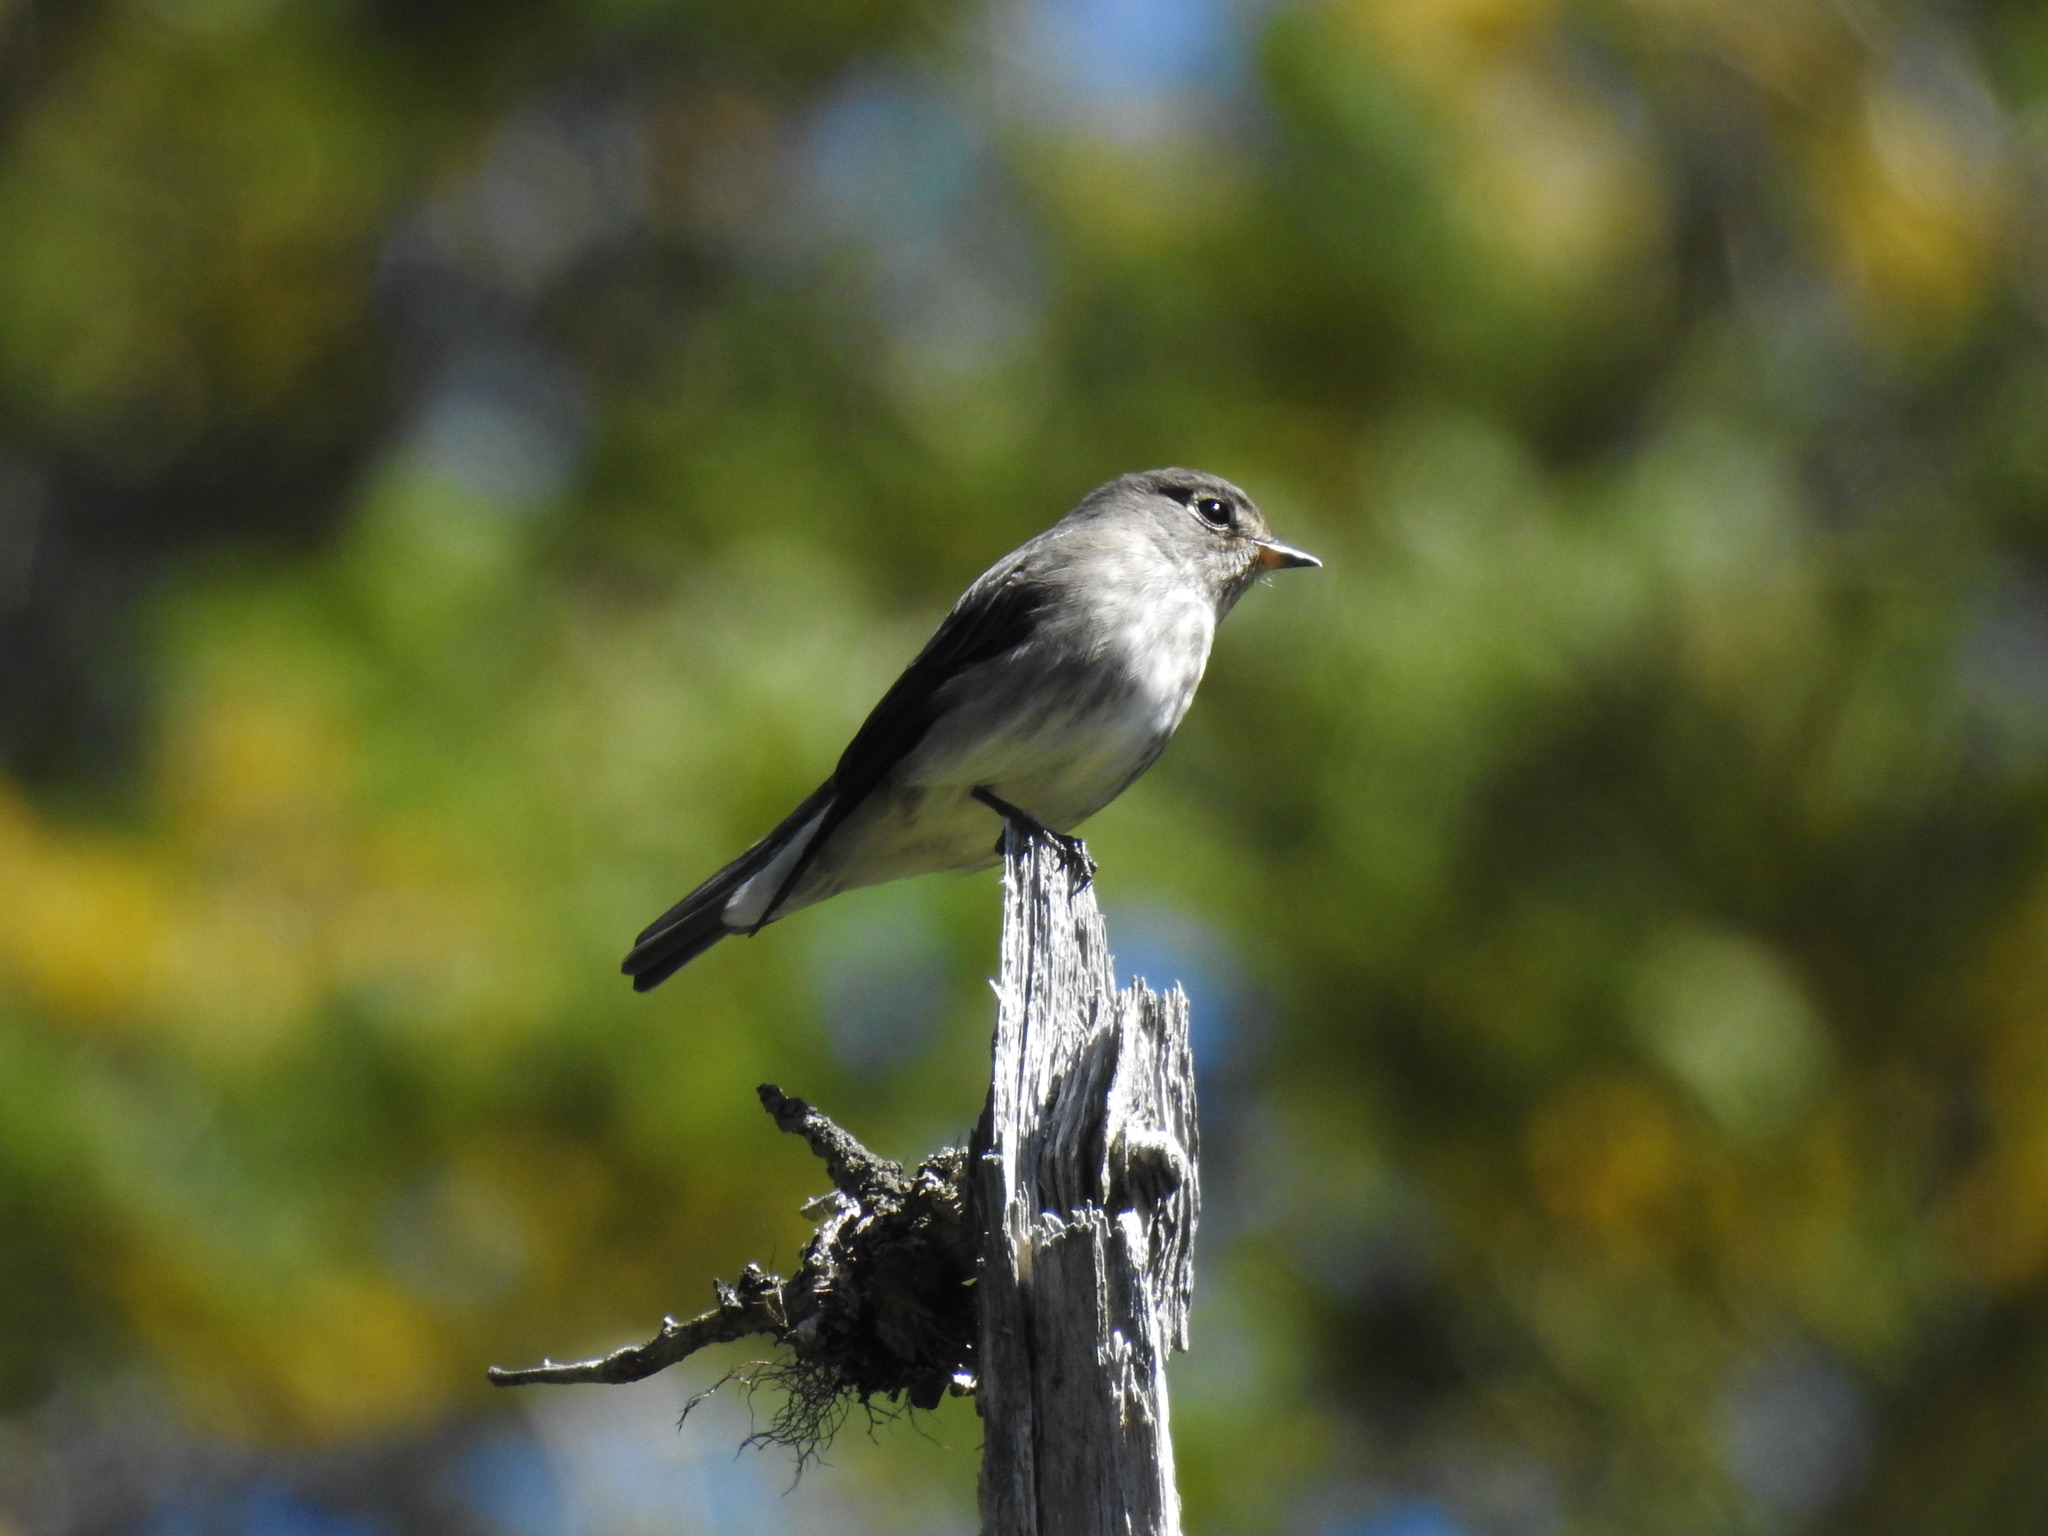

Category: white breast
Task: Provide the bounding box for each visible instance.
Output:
[1008,583,1212,823]
[1116,590,1213,736]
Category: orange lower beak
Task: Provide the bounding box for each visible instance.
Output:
[1254,539,1321,571]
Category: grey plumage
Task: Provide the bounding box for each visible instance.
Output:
[622,468,1319,991]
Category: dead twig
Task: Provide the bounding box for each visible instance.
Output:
[487,1084,977,1446]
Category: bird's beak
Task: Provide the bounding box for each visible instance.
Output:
[1254,539,1322,571]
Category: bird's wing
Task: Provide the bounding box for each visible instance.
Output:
[621,557,1049,991]
[834,560,1051,810]
[748,559,1052,921]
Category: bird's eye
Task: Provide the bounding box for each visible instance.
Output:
[1195,496,1231,527]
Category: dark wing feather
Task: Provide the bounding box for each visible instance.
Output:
[836,561,1049,812]
[742,559,1051,925]
[621,557,1049,991]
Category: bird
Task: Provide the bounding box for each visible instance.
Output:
[622,468,1320,991]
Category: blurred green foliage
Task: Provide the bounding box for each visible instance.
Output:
[6,0,2048,1531]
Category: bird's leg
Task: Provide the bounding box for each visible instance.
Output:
[972,787,1096,888]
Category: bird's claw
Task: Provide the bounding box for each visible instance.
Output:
[974,787,1096,891]
[1012,828,1097,890]
[1045,830,1097,888]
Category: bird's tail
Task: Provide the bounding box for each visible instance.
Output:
[621,782,835,992]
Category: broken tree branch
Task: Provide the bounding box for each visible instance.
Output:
[485,1264,784,1388]
[487,1086,976,1418]
[757,1082,909,1203]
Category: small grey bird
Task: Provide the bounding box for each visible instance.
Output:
[623,468,1319,990]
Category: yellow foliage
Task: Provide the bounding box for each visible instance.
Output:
[1526,1074,1687,1252]
[0,4,396,462]
[1946,873,2048,1290]
[1625,0,1850,101]
[1944,1130,2048,1290]
[0,785,167,1024]
[118,1243,455,1441]
[1343,0,1555,84]
[1814,77,2011,341]
[164,680,356,838]
[1340,0,1663,284]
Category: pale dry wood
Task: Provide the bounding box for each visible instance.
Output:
[976,827,1200,1536]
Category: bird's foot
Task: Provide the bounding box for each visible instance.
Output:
[972,787,1096,889]
[1046,831,1097,888]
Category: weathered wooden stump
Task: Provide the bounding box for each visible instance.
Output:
[489,827,1201,1536]
[974,828,1199,1536]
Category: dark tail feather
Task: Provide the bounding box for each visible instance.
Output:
[621,783,835,992]
[621,904,734,992]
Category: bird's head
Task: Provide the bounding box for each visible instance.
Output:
[1103,468,1320,613]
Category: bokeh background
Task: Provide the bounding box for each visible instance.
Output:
[3,0,2048,1531]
